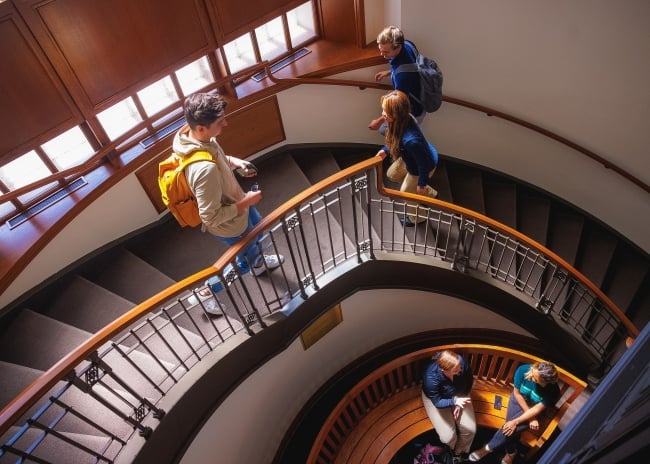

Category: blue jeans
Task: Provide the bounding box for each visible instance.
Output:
[214,207,265,275]
[486,392,528,454]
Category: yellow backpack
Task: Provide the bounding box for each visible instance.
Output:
[158,150,216,227]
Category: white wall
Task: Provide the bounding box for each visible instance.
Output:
[403,0,650,248]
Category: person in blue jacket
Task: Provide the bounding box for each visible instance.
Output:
[376,90,438,226]
[469,362,560,464]
[422,350,476,462]
[369,25,424,132]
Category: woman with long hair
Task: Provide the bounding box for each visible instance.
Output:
[422,350,476,462]
[377,90,438,226]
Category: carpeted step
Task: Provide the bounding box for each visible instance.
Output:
[79,248,176,304]
[517,192,551,246]
[445,163,486,214]
[1,425,114,463]
[574,224,618,288]
[0,309,92,372]
[0,361,43,412]
[125,216,228,282]
[547,206,585,267]
[38,275,135,333]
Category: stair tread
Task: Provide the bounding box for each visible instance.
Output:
[0,361,44,411]
[81,248,176,303]
[446,164,485,213]
[39,275,134,333]
[0,310,91,371]
[484,180,517,228]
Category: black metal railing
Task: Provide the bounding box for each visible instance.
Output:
[0,155,638,463]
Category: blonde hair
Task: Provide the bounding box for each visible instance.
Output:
[525,362,559,384]
[436,350,461,371]
[381,90,412,160]
[377,25,404,49]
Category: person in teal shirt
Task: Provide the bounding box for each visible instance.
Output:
[468,362,560,464]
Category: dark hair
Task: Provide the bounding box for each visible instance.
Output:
[184,92,227,129]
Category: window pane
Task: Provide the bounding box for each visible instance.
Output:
[41,126,94,170]
[0,151,52,190]
[96,97,142,140]
[256,17,287,61]
[176,56,215,96]
[137,76,178,117]
[287,1,316,47]
[223,33,256,74]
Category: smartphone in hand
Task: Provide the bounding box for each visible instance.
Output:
[235,161,258,177]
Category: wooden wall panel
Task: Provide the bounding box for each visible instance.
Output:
[318,0,358,45]
[19,0,214,109]
[0,3,78,161]
[137,96,285,214]
[208,0,301,41]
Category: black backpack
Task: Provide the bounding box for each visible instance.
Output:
[395,40,444,113]
[413,443,454,464]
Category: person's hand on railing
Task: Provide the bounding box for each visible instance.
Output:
[374,70,391,81]
[368,116,386,130]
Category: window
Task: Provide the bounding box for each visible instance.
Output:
[176,56,214,95]
[137,76,178,117]
[223,33,257,74]
[41,126,94,171]
[1,0,320,224]
[96,97,143,140]
[222,1,316,75]
[287,1,316,47]
[256,17,287,61]
[0,151,51,191]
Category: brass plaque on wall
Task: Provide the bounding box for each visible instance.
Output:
[300,304,343,350]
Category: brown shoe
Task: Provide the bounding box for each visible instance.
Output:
[501,451,517,464]
[468,445,490,462]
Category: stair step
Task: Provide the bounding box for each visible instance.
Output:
[602,244,649,317]
[445,164,485,214]
[1,426,113,464]
[291,148,342,184]
[547,207,584,266]
[484,179,517,228]
[517,193,551,246]
[125,217,227,282]
[0,361,43,411]
[430,159,453,203]
[574,224,618,287]
[80,248,176,303]
[38,275,134,333]
[250,151,314,214]
[0,310,91,372]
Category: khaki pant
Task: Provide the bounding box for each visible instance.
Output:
[422,392,477,455]
[400,169,437,223]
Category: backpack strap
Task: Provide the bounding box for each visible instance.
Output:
[178,150,218,170]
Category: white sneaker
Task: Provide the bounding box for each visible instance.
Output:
[252,254,285,276]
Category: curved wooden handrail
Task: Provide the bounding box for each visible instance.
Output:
[373,151,639,339]
[265,65,649,194]
[0,153,382,436]
[0,151,638,439]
